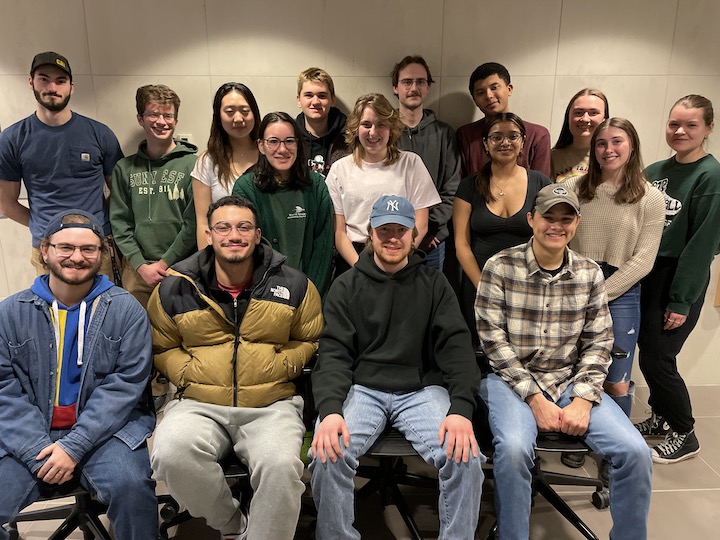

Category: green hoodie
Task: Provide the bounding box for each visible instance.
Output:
[110,140,198,270]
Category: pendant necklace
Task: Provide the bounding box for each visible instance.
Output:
[493,177,511,196]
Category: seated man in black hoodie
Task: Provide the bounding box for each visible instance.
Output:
[310,195,484,540]
[295,67,349,177]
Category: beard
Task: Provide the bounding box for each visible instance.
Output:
[34,89,71,112]
[374,242,412,267]
[46,257,101,286]
[215,240,256,266]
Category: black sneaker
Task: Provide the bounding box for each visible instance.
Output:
[634,412,670,437]
[651,430,700,464]
[560,451,585,468]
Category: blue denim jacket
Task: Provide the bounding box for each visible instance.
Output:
[0,285,155,473]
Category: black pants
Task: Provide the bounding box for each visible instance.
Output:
[637,257,709,433]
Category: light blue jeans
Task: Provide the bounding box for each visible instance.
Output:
[310,384,484,540]
[480,374,652,540]
[0,434,157,540]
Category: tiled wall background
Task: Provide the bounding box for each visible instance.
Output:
[1,0,719,383]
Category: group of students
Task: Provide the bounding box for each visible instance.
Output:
[0,50,719,540]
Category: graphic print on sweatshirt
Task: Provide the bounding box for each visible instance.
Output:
[651,177,682,227]
[128,168,187,200]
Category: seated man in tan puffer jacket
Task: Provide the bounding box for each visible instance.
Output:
[148,195,323,540]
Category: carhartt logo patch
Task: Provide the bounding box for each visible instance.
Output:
[271,285,290,300]
[552,186,569,196]
[81,153,90,162]
[386,200,399,212]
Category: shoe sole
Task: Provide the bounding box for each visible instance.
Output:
[651,445,701,465]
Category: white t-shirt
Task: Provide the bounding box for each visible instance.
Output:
[191,153,236,202]
[326,151,441,242]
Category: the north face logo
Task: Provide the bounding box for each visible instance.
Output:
[270,285,290,300]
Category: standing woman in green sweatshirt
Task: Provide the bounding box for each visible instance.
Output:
[233,112,333,298]
[635,95,720,465]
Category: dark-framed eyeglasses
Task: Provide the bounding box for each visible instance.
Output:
[486,132,523,145]
[262,137,298,151]
[49,243,101,258]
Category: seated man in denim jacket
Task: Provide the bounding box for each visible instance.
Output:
[0,209,157,540]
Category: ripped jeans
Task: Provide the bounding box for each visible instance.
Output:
[607,282,641,385]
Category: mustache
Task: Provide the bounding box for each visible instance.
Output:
[61,261,91,269]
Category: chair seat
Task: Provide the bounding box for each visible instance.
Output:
[366,428,417,457]
[535,432,594,453]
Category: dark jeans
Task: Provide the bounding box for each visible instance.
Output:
[637,257,709,434]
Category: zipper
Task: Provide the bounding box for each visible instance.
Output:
[231,297,240,407]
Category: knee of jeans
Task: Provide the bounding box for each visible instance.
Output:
[613,434,652,470]
[493,433,535,469]
[98,468,156,505]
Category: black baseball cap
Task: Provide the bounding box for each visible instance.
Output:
[31,52,72,79]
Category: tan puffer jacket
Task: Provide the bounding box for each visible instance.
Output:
[148,242,323,408]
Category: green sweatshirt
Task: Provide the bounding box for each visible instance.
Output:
[232,171,333,298]
[110,140,198,270]
[645,154,720,315]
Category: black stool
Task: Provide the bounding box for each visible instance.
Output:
[5,483,111,540]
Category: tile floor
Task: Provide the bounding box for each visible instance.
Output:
[8,385,720,539]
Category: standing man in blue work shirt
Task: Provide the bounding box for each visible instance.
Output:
[0,51,124,279]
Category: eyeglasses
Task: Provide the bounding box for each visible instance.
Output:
[399,78,429,89]
[262,137,298,151]
[486,132,523,145]
[210,222,257,236]
[144,112,176,122]
[49,243,101,258]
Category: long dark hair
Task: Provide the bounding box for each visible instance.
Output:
[254,112,311,193]
[204,82,261,190]
[578,118,647,205]
[475,112,526,204]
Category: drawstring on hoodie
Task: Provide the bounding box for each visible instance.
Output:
[51,299,87,366]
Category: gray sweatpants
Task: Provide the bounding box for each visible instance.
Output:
[151,397,306,539]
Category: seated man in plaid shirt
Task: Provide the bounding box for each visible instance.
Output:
[475,184,652,540]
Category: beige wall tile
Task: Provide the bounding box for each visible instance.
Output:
[85,0,209,76]
[441,0,562,77]
[206,0,326,77]
[670,1,720,76]
[557,0,677,75]
[325,0,444,77]
[0,219,34,296]
[0,0,90,76]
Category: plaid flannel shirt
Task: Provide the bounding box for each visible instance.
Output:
[476,240,613,405]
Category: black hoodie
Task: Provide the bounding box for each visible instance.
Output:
[295,107,349,178]
[312,250,479,421]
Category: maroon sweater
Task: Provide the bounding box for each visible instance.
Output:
[456,117,551,178]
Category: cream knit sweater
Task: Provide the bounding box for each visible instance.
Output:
[565,176,665,300]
